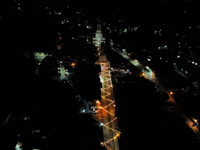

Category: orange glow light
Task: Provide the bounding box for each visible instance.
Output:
[117,133,120,137]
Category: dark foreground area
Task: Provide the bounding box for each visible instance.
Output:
[114,76,200,150]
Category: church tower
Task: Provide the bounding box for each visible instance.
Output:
[93,15,105,48]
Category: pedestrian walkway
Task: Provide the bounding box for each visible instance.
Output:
[93,53,120,150]
[99,68,120,150]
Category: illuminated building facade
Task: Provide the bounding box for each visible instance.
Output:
[93,15,105,47]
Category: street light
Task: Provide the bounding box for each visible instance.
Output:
[170,92,173,95]
[117,133,120,137]
[194,119,198,125]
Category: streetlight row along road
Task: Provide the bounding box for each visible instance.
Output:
[112,47,200,138]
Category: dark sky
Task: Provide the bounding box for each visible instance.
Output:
[1,0,199,25]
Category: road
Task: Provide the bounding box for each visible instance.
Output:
[112,48,200,138]
[93,60,120,150]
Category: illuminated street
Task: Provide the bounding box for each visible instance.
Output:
[93,53,120,150]
[113,48,200,138]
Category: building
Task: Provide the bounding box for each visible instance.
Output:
[33,52,49,65]
[95,52,110,69]
[93,15,105,47]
